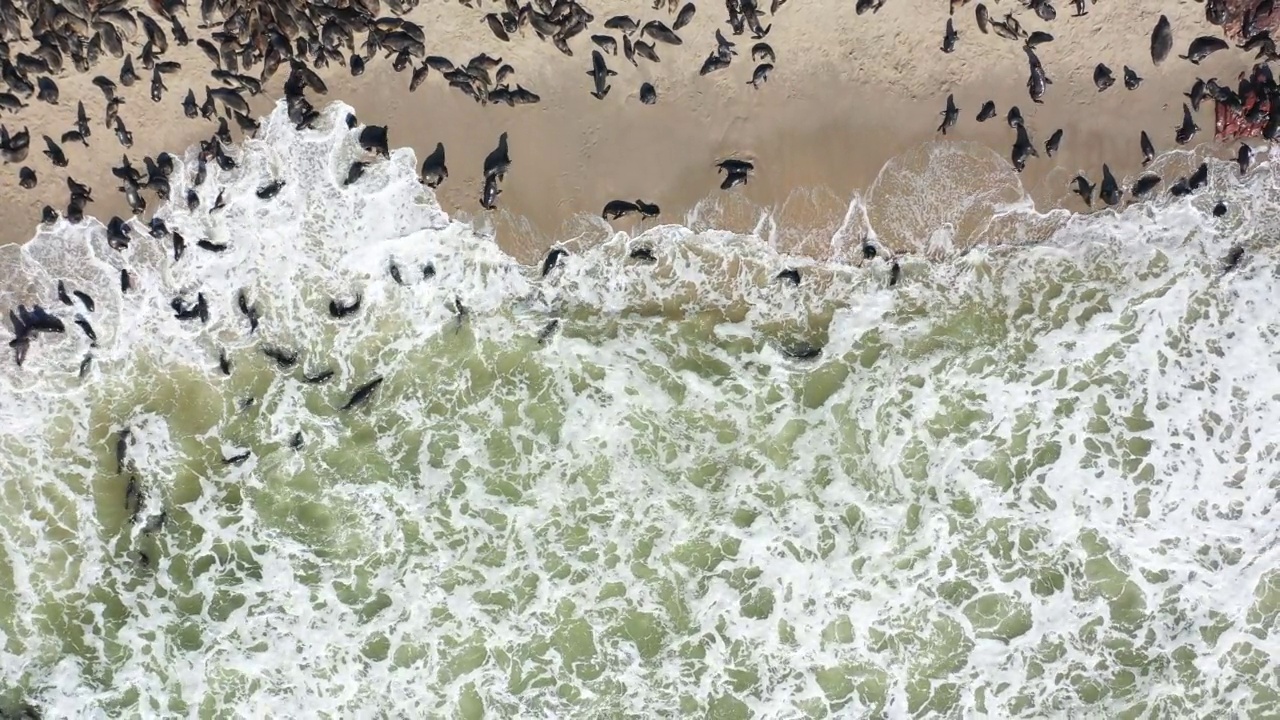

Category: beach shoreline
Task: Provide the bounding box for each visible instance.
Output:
[0,0,1264,265]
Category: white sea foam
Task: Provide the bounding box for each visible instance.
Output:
[1,100,1279,718]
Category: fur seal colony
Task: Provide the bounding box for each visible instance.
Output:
[0,0,1268,331]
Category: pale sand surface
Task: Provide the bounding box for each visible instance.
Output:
[0,0,1262,263]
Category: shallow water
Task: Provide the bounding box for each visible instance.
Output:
[1,100,1279,718]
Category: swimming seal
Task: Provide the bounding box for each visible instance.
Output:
[542,247,568,277]
[1237,143,1253,175]
[342,377,384,410]
[358,125,389,157]
[328,295,362,318]
[262,346,298,368]
[1131,174,1161,198]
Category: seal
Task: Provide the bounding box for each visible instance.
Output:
[358,125,389,157]
[1223,245,1245,273]
[421,142,448,188]
[537,319,560,345]
[716,158,755,175]
[604,15,640,34]
[115,428,131,474]
[542,247,568,277]
[588,49,616,99]
[342,377,384,410]
[942,18,958,53]
[1180,36,1228,64]
[1011,124,1037,172]
[262,345,298,369]
[642,20,682,45]
[721,169,750,190]
[602,200,640,219]
[344,161,369,186]
[1071,174,1095,206]
[1123,66,1142,90]
[329,295,362,318]
[937,93,958,134]
[1100,164,1121,206]
[1044,129,1063,157]
[171,293,209,323]
[480,174,501,209]
[1175,103,1198,145]
[1093,63,1114,91]
[484,132,511,180]
[223,449,252,466]
[1187,161,1209,191]
[237,289,260,333]
[1237,143,1253,175]
[635,199,660,218]
[1186,78,1206,111]
[304,368,335,384]
[256,180,284,199]
[73,290,95,312]
[748,63,773,88]
[592,35,618,55]
[675,3,696,30]
[975,3,990,33]
[1131,173,1161,198]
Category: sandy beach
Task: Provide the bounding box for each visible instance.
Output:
[0,0,1266,262]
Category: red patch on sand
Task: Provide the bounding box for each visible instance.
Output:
[1215,66,1274,140]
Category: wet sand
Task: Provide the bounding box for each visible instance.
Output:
[0,0,1263,263]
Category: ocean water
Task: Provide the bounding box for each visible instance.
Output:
[1,100,1279,718]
